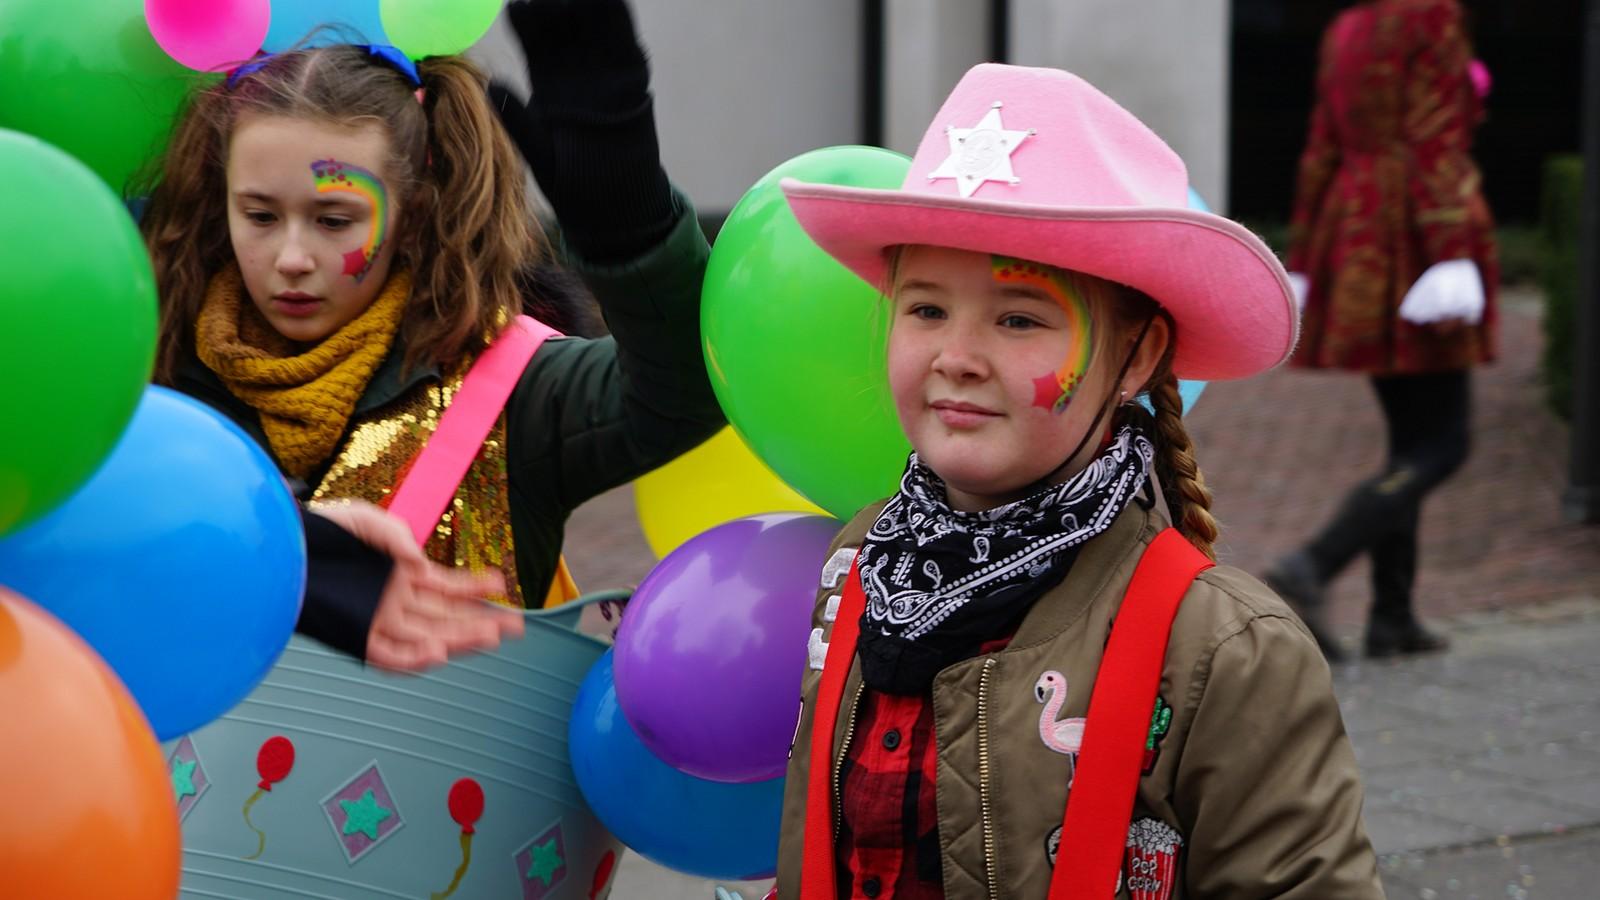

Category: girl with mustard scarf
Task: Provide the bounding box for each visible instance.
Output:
[137,1,722,667]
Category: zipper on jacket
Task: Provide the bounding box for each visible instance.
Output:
[833,681,865,845]
[977,656,999,900]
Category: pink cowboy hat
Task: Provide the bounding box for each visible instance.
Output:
[781,63,1297,381]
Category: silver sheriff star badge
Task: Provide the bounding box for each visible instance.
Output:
[927,101,1035,198]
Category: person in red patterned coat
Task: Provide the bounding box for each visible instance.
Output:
[1267,0,1499,661]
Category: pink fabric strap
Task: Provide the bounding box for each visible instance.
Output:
[387,315,560,546]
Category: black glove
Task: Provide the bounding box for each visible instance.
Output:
[297,511,392,661]
[490,0,676,264]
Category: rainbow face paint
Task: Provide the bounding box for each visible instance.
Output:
[990,255,1094,414]
[310,158,388,282]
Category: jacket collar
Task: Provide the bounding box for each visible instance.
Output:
[352,343,440,416]
[1006,502,1166,650]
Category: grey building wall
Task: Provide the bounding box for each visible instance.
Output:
[473,1,861,215]
[884,0,988,155]
[1009,0,1232,211]
[473,0,1229,215]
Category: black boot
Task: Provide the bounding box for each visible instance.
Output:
[1264,551,1346,663]
[1364,515,1449,658]
[1364,619,1450,658]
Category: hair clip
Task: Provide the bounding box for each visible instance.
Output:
[225,53,271,89]
[224,44,422,90]
[363,44,422,88]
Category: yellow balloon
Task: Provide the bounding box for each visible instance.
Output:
[635,427,827,557]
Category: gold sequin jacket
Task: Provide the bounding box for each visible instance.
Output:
[174,196,722,615]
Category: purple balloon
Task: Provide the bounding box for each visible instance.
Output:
[613,512,842,783]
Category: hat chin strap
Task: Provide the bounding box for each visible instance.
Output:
[1028,314,1156,493]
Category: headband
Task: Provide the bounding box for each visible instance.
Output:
[225,44,422,90]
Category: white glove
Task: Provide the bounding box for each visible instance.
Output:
[1286,272,1309,313]
[1399,259,1485,325]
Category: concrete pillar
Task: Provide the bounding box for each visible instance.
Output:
[883,0,989,155]
[1008,0,1232,211]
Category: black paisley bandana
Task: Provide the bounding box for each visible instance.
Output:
[857,419,1156,694]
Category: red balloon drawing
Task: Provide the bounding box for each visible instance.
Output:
[256,735,295,790]
[447,778,484,835]
[432,778,485,899]
[243,735,295,859]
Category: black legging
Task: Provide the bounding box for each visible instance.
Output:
[1304,371,1471,626]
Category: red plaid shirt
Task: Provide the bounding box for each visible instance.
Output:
[832,637,1013,900]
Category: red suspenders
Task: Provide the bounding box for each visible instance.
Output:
[801,528,1213,899]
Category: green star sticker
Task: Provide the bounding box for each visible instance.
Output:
[339,789,393,841]
[170,759,198,801]
[525,837,563,886]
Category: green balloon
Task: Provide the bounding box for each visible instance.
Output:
[0,0,210,195]
[702,146,913,521]
[0,130,157,536]
[381,0,503,58]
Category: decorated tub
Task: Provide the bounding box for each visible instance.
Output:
[162,597,626,900]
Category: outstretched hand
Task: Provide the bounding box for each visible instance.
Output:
[311,501,525,672]
[487,0,674,263]
[501,0,650,114]
[488,0,651,192]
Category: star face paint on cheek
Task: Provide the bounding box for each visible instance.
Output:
[310,159,388,282]
[991,256,1095,414]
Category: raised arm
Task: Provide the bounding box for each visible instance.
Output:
[492,0,724,510]
[507,203,722,510]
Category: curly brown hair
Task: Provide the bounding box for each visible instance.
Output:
[137,45,544,383]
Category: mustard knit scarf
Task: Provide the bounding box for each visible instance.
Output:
[196,265,410,479]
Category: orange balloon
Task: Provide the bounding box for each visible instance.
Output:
[0,587,180,898]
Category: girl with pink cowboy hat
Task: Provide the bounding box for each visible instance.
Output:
[770,64,1383,899]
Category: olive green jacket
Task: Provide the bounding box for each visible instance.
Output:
[776,501,1383,899]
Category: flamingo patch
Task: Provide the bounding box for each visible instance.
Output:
[1033,670,1086,784]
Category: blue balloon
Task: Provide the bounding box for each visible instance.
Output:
[263,0,388,52]
[1175,186,1212,413]
[570,651,785,880]
[1177,379,1206,413]
[0,386,305,739]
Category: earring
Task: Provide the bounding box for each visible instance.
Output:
[1119,389,1129,403]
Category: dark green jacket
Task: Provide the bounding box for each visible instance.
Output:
[174,194,723,606]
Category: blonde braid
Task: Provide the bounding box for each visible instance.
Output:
[1149,372,1219,560]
